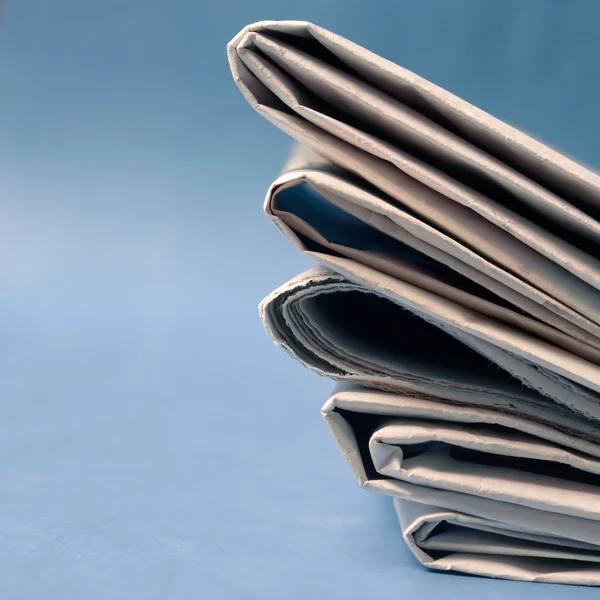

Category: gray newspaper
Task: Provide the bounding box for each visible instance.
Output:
[229,20,600,585]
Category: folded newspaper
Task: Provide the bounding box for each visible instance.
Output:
[228,20,600,585]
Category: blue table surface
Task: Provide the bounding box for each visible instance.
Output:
[1,1,600,598]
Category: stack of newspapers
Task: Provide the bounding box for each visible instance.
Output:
[228,20,600,585]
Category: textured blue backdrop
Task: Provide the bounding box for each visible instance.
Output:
[0,1,600,598]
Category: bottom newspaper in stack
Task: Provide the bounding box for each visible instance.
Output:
[324,384,600,586]
[261,267,600,585]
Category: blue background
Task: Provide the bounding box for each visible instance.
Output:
[1,0,599,598]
